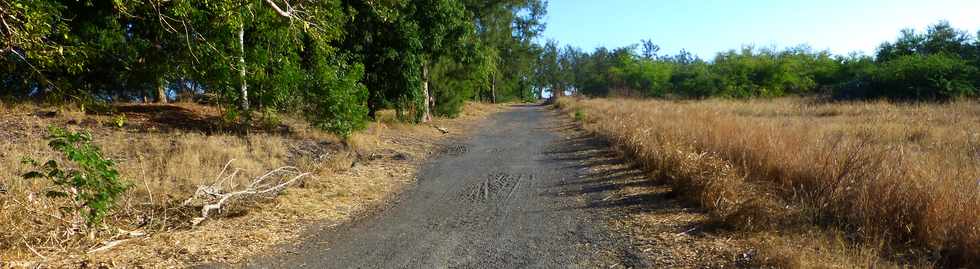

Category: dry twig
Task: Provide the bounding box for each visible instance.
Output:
[183,159,309,225]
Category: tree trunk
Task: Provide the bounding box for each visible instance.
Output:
[491,74,497,104]
[238,24,249,111]
[421,62,432,122]
[156,80,168,103]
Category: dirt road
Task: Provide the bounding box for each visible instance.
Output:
[238,105,649,268]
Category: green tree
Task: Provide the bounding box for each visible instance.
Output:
[409,0,472,122]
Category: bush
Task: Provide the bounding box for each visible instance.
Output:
[430,57,485,118]
[573,108,586,121]
[22,127,131,226]
[670,63,723,98]
[870,54,977,100]
[303,46,370,137]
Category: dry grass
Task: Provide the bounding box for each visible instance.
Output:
[0,101,502,267]
[558,97,980,267]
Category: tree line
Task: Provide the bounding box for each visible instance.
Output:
[1,0,548,135]
[539,21,980,101]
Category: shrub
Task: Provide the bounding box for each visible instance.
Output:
[870,54,977,100]
[829,55,878,100]
[22,127,131,226]
[573,108,586,121]
[304,59,369,137]
[670,62,723,98]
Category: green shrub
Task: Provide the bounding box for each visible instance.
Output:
[304,57,369,137]
[870,54,977,100]
[574,108,586,121]
[22,127,131,226]
[670,62,723,98]
[259,107,282,130]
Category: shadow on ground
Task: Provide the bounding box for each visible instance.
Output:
[110,104,292,135]
[539,115,713,233]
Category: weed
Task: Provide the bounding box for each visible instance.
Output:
[260,108,282,130]
[573,108,586,121]
[22,127,131,226]
[112,114,127,128]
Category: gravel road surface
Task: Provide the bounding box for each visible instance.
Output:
[238,105,645,268]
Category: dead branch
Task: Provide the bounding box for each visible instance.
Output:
[87,238,132,254]
[21,236,47,260]
[183,160,310,226]
[434,126,450,134]
[263,0,294,17]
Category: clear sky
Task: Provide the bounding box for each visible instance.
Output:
[542,0,980,58]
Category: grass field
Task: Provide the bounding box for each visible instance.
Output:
[558,97,980,267]
[0,101,500,267]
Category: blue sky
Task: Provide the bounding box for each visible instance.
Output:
[542,0,980,58]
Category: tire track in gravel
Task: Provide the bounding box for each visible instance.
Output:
[230,104,651,268]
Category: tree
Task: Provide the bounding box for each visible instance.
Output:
[537,39,562,97]
[0,0,67,97]
[463,0,547,102]
[408,0,471,122]
[640,39,660,60]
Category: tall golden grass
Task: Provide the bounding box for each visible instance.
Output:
[559,97,980,267]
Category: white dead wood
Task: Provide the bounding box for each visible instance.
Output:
[183,159,310,226]
[434,126,449,134]
[263,0,295,17]
[87,238,132,254]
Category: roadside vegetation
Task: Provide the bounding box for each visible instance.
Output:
[4,0,980,267]
[559,98,979,267]
[2,0,549,127]
[548,21,980,268]
[539,21,979,101]
[0,101,501,266]
[1,0,535,265]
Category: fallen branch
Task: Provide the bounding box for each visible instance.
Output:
[22,238,47,260]
[434,125,449,134]
[87,238,132,254]
[183,160,310,226]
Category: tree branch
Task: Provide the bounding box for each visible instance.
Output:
[262,0,293,17]
[183,160,310,226]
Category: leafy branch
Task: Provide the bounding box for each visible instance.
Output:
[22,127,131,227]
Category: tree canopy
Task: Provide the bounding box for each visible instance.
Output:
[2,0,549,134]
[5,2,978,137]
[545,21,980,102]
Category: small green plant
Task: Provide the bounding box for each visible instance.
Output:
[22,127,130,226]
[574,108,586,122]
[260,107,282,129]
[112,114,127,128]
[221,107,242,128]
